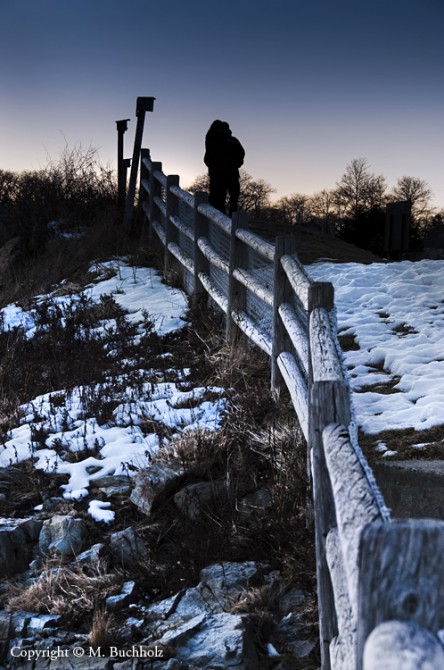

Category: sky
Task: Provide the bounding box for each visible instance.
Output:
[1,0,443,208]
[2,256,444,523]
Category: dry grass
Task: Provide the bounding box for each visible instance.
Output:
[361,423,444,463]
[7,560,122,624]
[88,608,115,652]
[132,339,316,601]
[0,174,318,662]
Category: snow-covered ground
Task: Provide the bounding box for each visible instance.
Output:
[0,261,227,523]
[2,257,444,522]
[308,259,444,437]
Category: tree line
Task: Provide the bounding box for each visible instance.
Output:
[1,150,441,258]
[0,145,116,253]
[188,157,442,255]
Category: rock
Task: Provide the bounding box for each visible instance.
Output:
[19,518,44,543]
[0,612,12,662]
[197,561,267,610]
[26,614,63,636]
[106,581,137,612]
[275,611,317,660]
[173,479,228,520]
[0,518,43,575]
[130,460,185,516]
[143,562,270,642]
[109,527,147,569]
[76,543,105,564]
[237,488,272,523]
[90,475,131,498]
[155,612,259,669]
[7,632,89,668]
[38,515,86,558]
[279,587,306,616]
[39,497,75,514]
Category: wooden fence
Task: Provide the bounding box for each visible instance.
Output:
[137,148,444,670]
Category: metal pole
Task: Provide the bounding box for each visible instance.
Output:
[123,96,155,227]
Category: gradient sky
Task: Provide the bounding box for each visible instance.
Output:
[1,0,443,208]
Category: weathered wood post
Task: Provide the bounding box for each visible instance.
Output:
[308,287,348,670]
[358,519,444,670]
[192,191,209,308]
[148,161,162,242]
[116,118,130,211]
[123,96,155,228]
[363,621,444,670]
[138,148,150,228]
[271,235,297,390]
[164,175,180,273]
[226,210,249,342]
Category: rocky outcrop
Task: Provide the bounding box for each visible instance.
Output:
[109,527,147,569]
[0,459,317,669]
[130,460,185,516]
[38,515,86,558]
[0,518,43,575]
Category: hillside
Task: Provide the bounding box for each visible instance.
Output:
[250,220,382,265]
[0,222,320,669]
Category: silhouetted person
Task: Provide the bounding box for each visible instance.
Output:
[204,120,245,216]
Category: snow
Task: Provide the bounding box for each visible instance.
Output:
[0,259,227,524]
[3,256,444,522]
[1,260,187,338]
[307,259,444,435]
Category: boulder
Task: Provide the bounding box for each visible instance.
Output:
[38,515,86,558]
[106,580,137,612]
[130,459,185,516]
[174,479,229,521]
[237,488,272,523]
[0,612,12,662]
[109,527,147,569]
[143,562,270,640]
[0,518,43,575]
[155,612,259,669]
[197,561,268,612]
[76,543,105,565]
[90,474,131,498]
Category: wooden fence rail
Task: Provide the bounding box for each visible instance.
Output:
[137,147,444,670]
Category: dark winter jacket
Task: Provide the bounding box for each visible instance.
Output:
[204,121,245,176]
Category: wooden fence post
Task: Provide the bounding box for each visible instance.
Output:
[226,210,249,343]
[192,191,209,308]
[138,148,150,229]
[123,97,155,228]
[363,621,444,670]
[309,291,352,670]
[148,161,162,242]
[358,519,444,670]
[164,174,180,273]
[271,235,297,390]
[116,118,130,212]
[309,385,352,670]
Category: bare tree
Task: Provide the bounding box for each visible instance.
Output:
[275,193,310,226]
[334,158,386,220]
[186,173,209,193]
[309,189,337,233]
[390,176,434,225]
[187,170,274,216]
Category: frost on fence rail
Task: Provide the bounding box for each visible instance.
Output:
[322,424,389,623]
